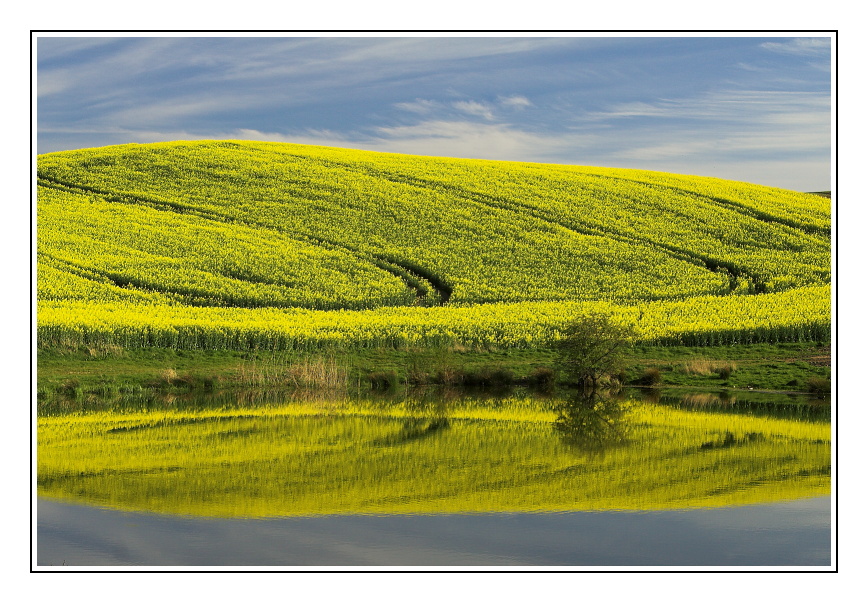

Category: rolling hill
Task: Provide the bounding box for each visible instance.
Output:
[36,140,831,350]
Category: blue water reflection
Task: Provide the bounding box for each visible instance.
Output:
[37,496,831,567]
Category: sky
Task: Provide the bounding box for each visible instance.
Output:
[35,34,833,192]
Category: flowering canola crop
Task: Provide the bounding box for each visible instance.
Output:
[36,140,831,350]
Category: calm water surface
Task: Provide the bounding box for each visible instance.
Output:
[37,497,831,567]
[36,388,832,568]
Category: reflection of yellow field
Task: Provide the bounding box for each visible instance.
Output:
[37,397,831,518]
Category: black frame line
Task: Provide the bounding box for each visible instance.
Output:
[30,28,838,576]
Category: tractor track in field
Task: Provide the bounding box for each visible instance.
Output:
[295,157,764,295]
[37,175,452,307]
[593,172,831,238]
[39,251,323,309]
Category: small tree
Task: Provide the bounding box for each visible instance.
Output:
[554,314,636,389]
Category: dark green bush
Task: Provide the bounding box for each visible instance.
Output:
[806,376,831,394]
[554,314,636,390]
[634,368,662,386]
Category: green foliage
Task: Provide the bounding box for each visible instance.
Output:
[554,314,637,388]
[807,376,832,394]
[635,368,663,386]
[368,370,399,390]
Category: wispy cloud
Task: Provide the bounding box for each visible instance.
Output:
[584,101,671,120]
[760,38,831,56]
[452,100,495,120]
[38,113,829,192]
[36,37,122,62]
[36,36,832,190]
[37,72,74,97]
[94,121,596,165]
[107,97,257,127]
[324,37,575,65]
[582,90,830,124]
[370,120,577,158]
[585,90,830,190]
[394,99,442,114]
[499,95,533,110]
[613,127,826,162]
[396,96,532,122]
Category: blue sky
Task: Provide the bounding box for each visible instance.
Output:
[36,34,833,191]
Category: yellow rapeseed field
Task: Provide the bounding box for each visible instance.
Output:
[36,140,831,351]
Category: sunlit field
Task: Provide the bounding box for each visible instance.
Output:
[37,140,831,352]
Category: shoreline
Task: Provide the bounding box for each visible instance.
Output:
[37,341,832,402]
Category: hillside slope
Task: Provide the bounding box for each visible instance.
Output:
[36,140,831,350]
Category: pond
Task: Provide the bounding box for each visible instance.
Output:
[35,387,832,568]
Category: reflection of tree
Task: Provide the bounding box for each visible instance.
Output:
[372,392,452,447]
[552,390,632,456]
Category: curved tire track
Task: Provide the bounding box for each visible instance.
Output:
[305,160,756,295]
[37,175,452,307]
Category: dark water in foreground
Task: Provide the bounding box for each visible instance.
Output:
[38,496,831,567]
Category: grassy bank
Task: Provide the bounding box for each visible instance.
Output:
[37,341,832,402]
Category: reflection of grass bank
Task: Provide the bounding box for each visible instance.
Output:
[36,341,832,403]
[630,387,830,422]
[36,395,831,518]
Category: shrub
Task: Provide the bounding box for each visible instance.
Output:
[490,368,514,386]
[56,378,81,399]
[368,370,399,389]
[528,367,557,388]
[635,368,662,386]
[433,368,461,386]
[158,368,195,388]
[714,365,735,379]
[554,314,636,389]
[806,376,831,394]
